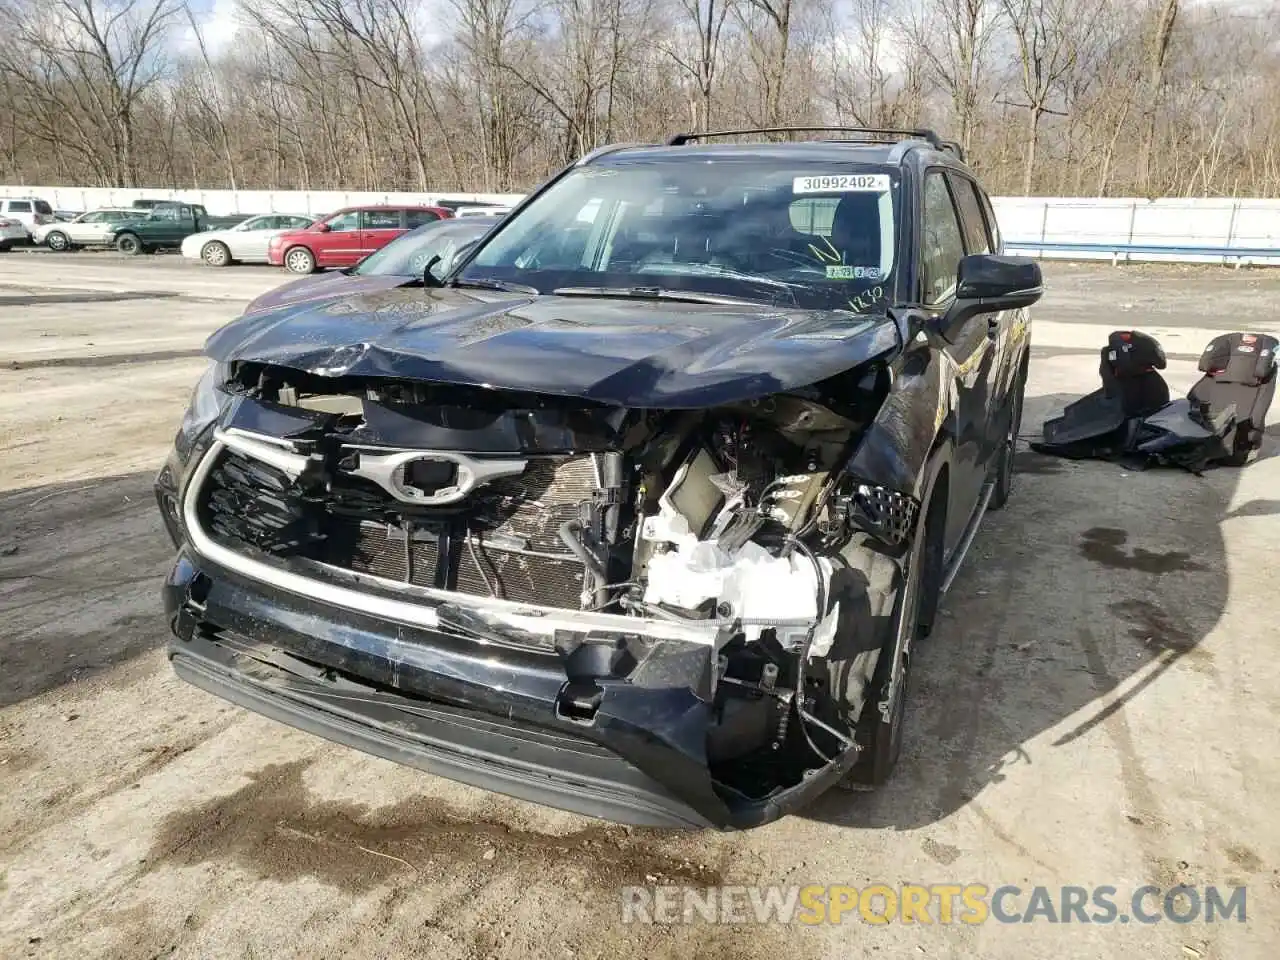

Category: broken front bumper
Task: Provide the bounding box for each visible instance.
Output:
[163,550,857,830]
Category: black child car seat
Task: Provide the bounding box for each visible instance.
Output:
[1034,330,1170,458]
[1034,329,1274,472]
[1187,332,1278,465]
[1101,330,1170,418]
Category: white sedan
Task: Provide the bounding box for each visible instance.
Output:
[180,214,317,266]
[33,209,138,250]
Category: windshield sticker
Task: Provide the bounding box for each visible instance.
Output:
[826,265,883,280]
[793,174,891,194]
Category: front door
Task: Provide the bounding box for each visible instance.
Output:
[232,216,275,261]
[149,205,188,244]
[948,173,1017,475]
[919,169,1000,553]
[68,212,107,244]
[315,210,363,267]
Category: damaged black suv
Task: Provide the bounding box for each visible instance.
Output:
[156,127,1042,829]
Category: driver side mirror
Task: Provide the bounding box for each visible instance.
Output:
[315,222,331,232]
[940,254,1043,333]
[449,238,481,271]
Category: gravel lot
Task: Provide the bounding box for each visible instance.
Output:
[2,252,1279,959]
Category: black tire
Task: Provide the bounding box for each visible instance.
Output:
[989,363,1028,510]
[45,230,70,252]
[116,232,142,256]
[201,240,231,267]
[284,245,316,274]
[843,487,941,788]
[0,242,12,252]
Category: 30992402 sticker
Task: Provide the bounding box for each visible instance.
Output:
[793,173,891,194]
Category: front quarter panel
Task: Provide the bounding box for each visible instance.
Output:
[845,329,955,501]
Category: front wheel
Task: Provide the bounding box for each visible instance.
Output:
[284,246,316,274]
[46,230,70,252]
[843,489,939,788]
[201,240,231,267]
[116,233,142,256]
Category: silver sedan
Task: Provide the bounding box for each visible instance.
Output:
[180,214,317,266]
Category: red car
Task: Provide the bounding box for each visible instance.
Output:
[268,205,453,273]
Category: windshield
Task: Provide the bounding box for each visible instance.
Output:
[354,219,496,278]
[460,158,899,310]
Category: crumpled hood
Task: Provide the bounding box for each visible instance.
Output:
[206,287,900,408]
[243,271,412,315]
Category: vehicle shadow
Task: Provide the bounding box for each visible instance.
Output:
[0,471,174,708]
[803,388,1258,829]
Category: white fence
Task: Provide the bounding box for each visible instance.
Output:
[3,184,1279,266]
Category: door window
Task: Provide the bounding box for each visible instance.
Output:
[949,175,993,255]
[363,210,402,230]
[919,172,966,305]
[80,212,102,223]
[326,211,360,232]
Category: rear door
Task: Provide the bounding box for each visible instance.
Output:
[314,210,362,266]
[358,209,406,259]
[919,168,999,549]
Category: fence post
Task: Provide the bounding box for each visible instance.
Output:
[1124,202,1138,266]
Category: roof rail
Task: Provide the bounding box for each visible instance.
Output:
[938,139,966,162]
[666,126,947,149]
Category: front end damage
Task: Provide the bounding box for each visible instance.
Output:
[158,358,917,828]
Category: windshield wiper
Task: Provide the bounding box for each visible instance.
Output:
[552,285,781,306]
[449,277,539,294]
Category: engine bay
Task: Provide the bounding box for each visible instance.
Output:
[197,360,901,799]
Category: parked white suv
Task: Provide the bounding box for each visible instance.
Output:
[0,197,56,239]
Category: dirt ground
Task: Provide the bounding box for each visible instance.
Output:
[2,252,1279,959]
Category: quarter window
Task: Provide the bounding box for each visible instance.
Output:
[7,201,30,212]
[920,172,966,304]
[405,209,441,228]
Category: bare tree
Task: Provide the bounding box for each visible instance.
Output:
[909,0,998,154]
[0,0,184,186]
[1137,0,1178,196]
[1000,0,1104,194]
[0,0,1274,198]
[663,0,733,131]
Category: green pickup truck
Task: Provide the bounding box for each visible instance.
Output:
[104,202,249,255]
